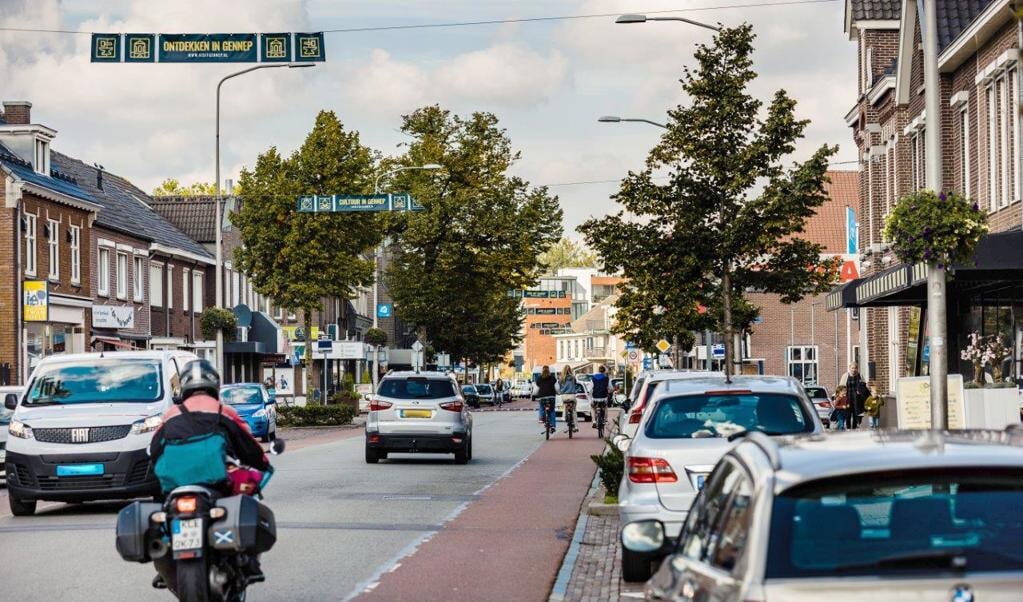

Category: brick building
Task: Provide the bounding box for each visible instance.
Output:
[835,1,1023,396]
[748,170,862,394]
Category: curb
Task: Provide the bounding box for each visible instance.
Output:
[586,501,618,516]
[548,470,600,602]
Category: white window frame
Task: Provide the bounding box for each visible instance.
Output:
[115,251,128,299]
[133,255,144,302]
[69,225,80,284]
[785,345,819,386]
[182,268,190,312]
[988,84,1000,210]
[24,213,37,276]
[960,105,971,197]
[46,219,59,280]
[97,248,110,297]
[192,270,203,313]
[231,270,240,307]
[150,262,164,307]
[1014,67,1021,203]
[274,304,283,320]
[34,138,50,175]
[999,75,1010,208]
[287,309,297,321]
[167,265,174,309]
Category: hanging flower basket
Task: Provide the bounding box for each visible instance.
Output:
[882,190,988,267]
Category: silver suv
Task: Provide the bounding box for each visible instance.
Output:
[365,371,472,464]
[624,430,1023,600]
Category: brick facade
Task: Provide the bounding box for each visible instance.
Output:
[91,227,150,343]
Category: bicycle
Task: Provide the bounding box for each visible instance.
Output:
[540,397,556,440]
[563,398,577,439]
[593,397,608,439]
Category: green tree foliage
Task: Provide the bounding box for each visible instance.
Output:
[538,237,598,274]
[233,111,383,400]
[386,106,562,367]
[151,178,224,196]
[581,25,839,376]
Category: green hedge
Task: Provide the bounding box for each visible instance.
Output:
[277,404,355,427]
[591,439,625,498]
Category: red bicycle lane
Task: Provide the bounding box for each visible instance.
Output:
[355,424,605,601]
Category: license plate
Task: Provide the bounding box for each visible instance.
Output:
[56,463,103,477]
[402,409,431,419]
[172,518,204,551]
[689,473,707,490]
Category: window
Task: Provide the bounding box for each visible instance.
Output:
[988,84,1000,210]
[999,75,1009,207]
[192,270,203,312]
[69,225,80,284]
[680,460,740,562]
[24,213,37,276]
[133,256,144,301]
[115,252,128,299]
[786,345,818,385]
[377,378,457,399]
[46,219,59,280]
[274,304,283,320]
[884,145,893,216]
[960,106,971,197]
[182,269,190,312]
[709,472,754,572]
[287,308,296,321]
[97,248,110,296]
[910,132,921,192]
[167,266,174,309]
[231,270,240,307]
[1013,68,1021,202]
[150,263,163,307]
[34,138,49,175]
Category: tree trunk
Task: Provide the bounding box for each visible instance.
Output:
[304,310,317,405]
[722,271,733,382]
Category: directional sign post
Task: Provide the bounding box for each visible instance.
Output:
[411,340,425,372]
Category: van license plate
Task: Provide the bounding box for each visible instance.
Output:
[56,464,103,477]
[172,519,204,552]
[402,409,431,419]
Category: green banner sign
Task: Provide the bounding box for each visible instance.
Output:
[522,290,568,299]
[296,194,423,213]
[159,33,257,63]
[91,33,121,62]
[125,34,155,62]
[260,33,292,62]
[91,32,324,63]
[295,32,326,62]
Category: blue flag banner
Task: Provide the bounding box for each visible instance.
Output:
[295,32,326,62]
[125,34,155,62]
[261,33,292,62]
[93,32,324,64]
[91,33,121,62]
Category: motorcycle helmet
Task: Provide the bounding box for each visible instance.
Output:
[177,359,220,402]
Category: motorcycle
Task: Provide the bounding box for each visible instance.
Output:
[116,439,285,601]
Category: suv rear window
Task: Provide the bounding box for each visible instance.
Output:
[644,393,812,439]
[767,469,1023,578]
[804,387,828,399]
[378,378,456,399]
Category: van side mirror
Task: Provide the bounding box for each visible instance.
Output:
[4,393,18,411]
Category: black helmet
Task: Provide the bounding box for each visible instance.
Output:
[178,359,220,402]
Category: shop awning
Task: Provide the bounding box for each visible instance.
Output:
[91,336,133,350]
[825,280,859,311]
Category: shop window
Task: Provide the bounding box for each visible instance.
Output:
[786,346,818,385]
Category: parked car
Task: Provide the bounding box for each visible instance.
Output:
[615,375,822,582]
[803,384,833,427]
[220,383,278,442]
[513,380,532,398]
[356,383,373,413]
[365,371,472,464]
[475,383,496,405]
[556,381,593,422]
[619,370,725,439]
[624,429,1023,600]
[0,385,23,482]
[4,350,199,515]
[461,384,481,409]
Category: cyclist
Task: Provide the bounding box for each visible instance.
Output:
[589,365,610,430]
[559,366,578,434]
[535,365,558,431]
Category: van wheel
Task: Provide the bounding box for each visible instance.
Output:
[365,445,380,464]
[621,546,654,582]
[9,495,37,516]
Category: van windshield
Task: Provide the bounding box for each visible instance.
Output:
[25,360,163,406]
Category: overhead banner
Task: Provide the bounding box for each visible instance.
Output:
[295,194,423,213]
[91,32,325,63]
[24,280,49,322]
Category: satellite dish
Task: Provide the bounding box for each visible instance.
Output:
[233,304,252,328]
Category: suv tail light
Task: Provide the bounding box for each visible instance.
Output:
[370,399,393,412]
[817,400,832,408]
[576,393,588,400]
[628,457,678,483]
[439,401,463,412]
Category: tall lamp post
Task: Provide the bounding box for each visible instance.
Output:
[214,62,314,376]
[615,13,721,32]
[369,164,443,389]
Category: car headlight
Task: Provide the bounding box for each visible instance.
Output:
[9,419,33,439]
[253,408,267,418]
[131,414,163,435]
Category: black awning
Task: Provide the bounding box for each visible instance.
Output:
[225,341,266,354]
[826,280,859,311]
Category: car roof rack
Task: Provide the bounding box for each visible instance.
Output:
[728,430,782,470]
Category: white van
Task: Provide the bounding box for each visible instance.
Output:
[4,350,197,515]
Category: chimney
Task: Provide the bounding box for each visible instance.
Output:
[2,101,32,125]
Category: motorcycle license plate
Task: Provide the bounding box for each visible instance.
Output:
[172,518,204,552]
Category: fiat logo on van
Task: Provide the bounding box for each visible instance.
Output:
[71,428,90,443]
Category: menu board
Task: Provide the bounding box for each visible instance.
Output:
[895,375,965,429]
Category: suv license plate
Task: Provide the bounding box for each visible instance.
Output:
[402,409,431,418]
[172,518,204,552]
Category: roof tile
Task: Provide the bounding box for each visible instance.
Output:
[800,170,859,255]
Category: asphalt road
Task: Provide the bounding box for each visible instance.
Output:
[0,411,546,601]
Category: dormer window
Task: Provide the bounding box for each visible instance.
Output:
[34,137,49,175]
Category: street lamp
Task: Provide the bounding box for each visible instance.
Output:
[615,13,721,32]
[598,115,667,129]
[215,62,315,375]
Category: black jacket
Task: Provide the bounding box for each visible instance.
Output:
[535,375,558,398]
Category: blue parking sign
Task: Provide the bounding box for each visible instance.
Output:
[376,304,392,319]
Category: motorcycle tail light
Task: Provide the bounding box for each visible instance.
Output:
[175,496,198,513]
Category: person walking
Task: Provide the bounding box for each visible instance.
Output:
[863,382,884,429]
[535,366,558,430]
[558,366,578,434]
[839,362,871,429]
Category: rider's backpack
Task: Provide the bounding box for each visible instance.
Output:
[153,403,229,492]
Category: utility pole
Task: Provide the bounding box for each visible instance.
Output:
[923,0,947,429]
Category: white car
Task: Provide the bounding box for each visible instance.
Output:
[555,381,593,423]
[620,370,724,439]
[0,385,23,481]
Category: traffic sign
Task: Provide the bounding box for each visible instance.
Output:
[712,344,725,359]
[628,350,639,362]
[625,341,635,350]
[655,339,671,353]
[642,357,652,370]
[376,303,392,318]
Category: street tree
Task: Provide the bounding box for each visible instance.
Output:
[386,106,562,368]
[152,178,222,196]
[581,25,839,377]
[538,237,599,274]
[233,110,383,400]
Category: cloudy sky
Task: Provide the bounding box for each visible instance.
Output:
[0,0,856,235]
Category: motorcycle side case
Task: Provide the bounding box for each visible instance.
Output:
[115,501,163,562]
[209,495,276,553]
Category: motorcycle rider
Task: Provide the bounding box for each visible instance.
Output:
[148,359,271,588]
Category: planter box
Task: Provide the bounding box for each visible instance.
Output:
[963,387,1020,429]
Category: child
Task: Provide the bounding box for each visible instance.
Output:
[833,385,849,431]
[863,383,884,429]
